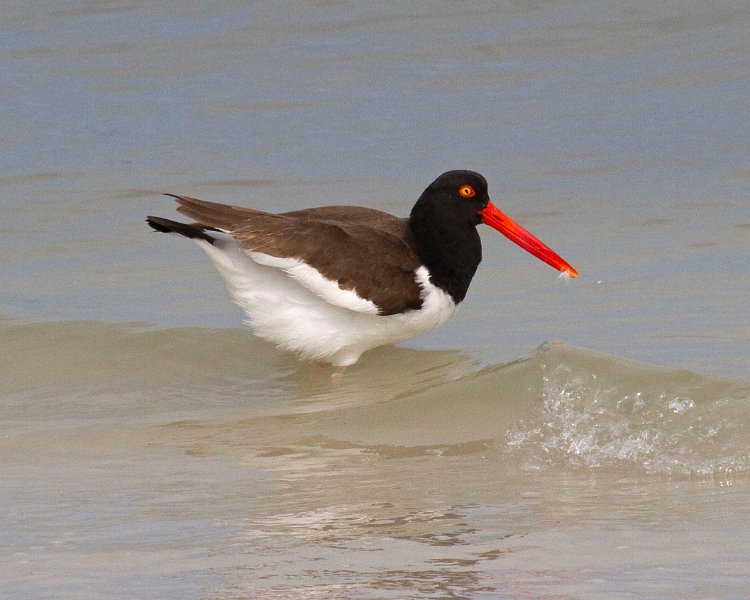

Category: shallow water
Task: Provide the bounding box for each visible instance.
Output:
[2,322,749,598]
[2,2,750,598]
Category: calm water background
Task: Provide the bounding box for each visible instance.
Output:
[1,2,749,598]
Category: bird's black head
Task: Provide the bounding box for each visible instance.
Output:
[410,170,490,228]
[408,170,491,304]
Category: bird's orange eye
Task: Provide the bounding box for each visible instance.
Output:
[458,185,476,198]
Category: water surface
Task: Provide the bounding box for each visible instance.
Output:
[1,2,749,598]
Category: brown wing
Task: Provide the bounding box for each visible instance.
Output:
[169,195,424,315]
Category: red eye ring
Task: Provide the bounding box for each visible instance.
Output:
[458,185,476,198]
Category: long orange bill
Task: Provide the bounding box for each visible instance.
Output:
[479,201,578,278]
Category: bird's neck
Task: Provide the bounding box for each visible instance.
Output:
[407,219,482,305]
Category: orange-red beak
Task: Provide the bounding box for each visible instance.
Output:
[479,201,578,278]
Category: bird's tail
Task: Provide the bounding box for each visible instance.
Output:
[145,216,218,245]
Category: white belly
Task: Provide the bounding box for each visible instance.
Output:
[194,238,457,366]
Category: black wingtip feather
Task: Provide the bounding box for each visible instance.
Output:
[146,216,217,245]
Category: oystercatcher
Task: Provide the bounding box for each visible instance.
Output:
[147,170,577,366]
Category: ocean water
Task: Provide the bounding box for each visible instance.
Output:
[2,2,749,598]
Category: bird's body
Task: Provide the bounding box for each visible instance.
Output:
[147,171,576,366]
